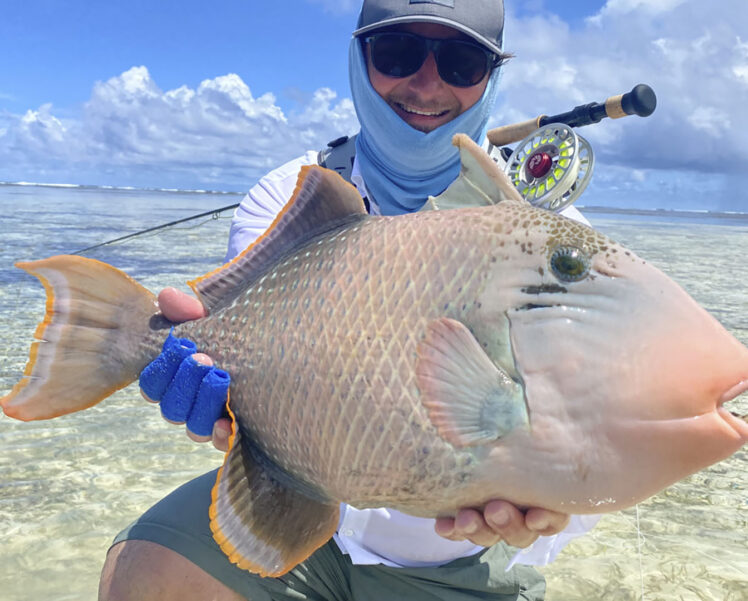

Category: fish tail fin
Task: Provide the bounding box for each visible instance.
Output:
[1,255,162,421]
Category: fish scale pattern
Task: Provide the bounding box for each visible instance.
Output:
[183,208,506,514]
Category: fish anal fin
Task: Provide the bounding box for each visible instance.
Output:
[210,403,339,576]
[429,134,526,210]
[190,166,368,313]
[416,317,528,447]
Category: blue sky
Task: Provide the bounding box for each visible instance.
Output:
[1,0,747,210]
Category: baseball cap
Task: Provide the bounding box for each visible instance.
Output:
[353,0,504,55]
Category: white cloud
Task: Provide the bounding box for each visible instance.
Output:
[497,0,748,183]
[0,66,358,189]
[592,0,688,19]
[688,106,730,137]
[733,37,748,85]
[1,0,746,208]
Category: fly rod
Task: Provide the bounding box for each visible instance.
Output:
[487,83,657,148]
[72,202,240,255]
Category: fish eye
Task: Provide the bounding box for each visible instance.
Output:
[550,246,590,282]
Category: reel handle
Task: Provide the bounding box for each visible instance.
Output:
[487,83,657,147]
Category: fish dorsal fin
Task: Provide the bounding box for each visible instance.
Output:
[210,414,340,576]
[190,166,368,313]
[416,318,528,447]
[427,133,526,211]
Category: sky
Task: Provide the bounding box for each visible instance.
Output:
[0,0,746,210]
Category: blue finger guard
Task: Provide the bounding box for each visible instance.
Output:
[139,331,197,401]
[186,369,231,437]
[160,356,213,423]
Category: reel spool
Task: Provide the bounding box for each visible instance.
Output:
[503,123,594,212]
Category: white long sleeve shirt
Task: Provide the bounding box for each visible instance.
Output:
[225,151,599,569]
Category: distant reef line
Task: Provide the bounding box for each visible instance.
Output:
[1,182,745,219]
[579,205,748,221]
[0,181,245,196]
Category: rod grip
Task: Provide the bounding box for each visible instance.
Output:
[487,116,545,147]
[605,84,657,119]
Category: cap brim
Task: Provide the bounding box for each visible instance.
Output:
[353,15,503,55]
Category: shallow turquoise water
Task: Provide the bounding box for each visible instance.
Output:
[0,185,745,601]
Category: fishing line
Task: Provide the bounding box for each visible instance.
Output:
[636,503,645,601]
[71,202,240,255]
[127,214,233,244]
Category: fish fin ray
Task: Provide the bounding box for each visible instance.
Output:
[429,134,525,210]
[190,166,367,313]
[210,405,339,577]
[1,256,161,421]
[416,317,528,447]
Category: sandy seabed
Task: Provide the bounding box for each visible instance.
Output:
[0,185,745,601]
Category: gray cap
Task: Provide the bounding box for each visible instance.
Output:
[353,0,504,55]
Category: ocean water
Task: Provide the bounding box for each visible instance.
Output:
[0,184,746,601]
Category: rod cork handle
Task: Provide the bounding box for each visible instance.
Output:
[605,84,657,119]
[487,116,545,147]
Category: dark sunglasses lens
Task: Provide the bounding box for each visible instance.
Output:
[436,41,490,87]
[370,34,426,78]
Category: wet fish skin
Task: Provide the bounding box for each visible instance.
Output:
[178,196,747,516]
[2,135,746,576]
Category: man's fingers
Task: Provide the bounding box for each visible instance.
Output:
[484,500,538,548]
[141,351,211,405]
[525,507,570,537]
[435,509,502,547]
[191,353,213,367]
[157,287,207,323]
[212,418,232,452]
[186,430,212,443]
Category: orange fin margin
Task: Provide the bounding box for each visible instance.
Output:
[209,395,339,576]
[188,165,367,315]
[1,255,161,421]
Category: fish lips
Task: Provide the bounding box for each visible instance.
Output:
[719,379,748,440]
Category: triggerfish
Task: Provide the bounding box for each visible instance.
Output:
[2,135,747,577]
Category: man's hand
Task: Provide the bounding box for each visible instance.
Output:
[434,501,570,548]
[140,287,232,452]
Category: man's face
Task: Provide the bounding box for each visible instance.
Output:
[365,22,491,133]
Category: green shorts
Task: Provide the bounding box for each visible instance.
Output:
[113,469,545,601]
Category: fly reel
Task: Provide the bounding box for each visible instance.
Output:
[503,123,594,212]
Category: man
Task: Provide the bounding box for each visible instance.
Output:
[99,2,590,599]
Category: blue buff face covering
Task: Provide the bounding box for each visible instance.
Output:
[349,38,502,216]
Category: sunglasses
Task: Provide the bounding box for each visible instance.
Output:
[363,32,502,88]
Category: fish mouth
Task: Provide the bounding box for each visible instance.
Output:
[720,379,748,405]
[719,379,748,439]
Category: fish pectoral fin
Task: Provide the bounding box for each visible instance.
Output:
[416,317,528,448]
[209,418,339,577]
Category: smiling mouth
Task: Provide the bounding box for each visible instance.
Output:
[394,102,450,118]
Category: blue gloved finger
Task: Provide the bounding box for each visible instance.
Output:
[160,356,212,423]
[139,332,197,401]
[186,369,231,437]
